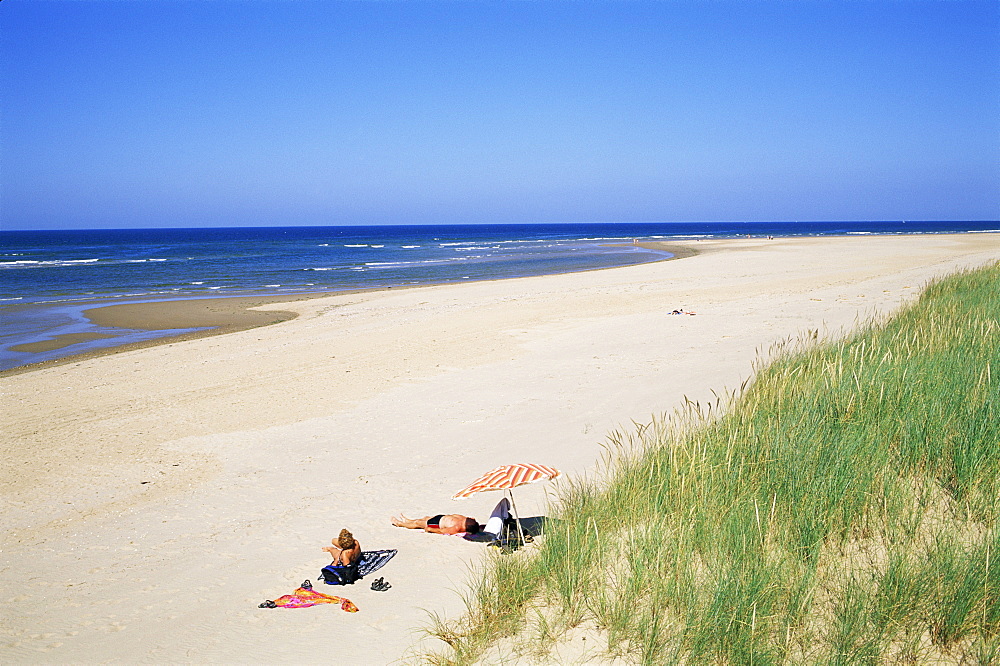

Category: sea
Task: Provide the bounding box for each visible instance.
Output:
[1,220,997,371]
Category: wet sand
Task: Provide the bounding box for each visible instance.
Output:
[82,295,306,332]
[2,233,998,663]
[9,331,118,354]
[1,295,312,377]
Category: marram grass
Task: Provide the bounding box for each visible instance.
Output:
[422,262,1000,664]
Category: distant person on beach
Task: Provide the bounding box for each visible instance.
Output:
[392,513,481,535]
[322,528,361,566]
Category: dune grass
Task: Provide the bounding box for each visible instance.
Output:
[422,261,1000,664]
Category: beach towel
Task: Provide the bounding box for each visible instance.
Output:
[321,549,397,585]
[264,584,358,612]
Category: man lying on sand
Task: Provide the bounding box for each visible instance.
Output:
[391,498,513,537]
[392,513,481,535]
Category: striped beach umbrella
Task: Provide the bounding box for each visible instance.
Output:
[451,463,562,500]
[452,463,561,546]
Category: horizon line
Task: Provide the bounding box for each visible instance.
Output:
[4,219,999,233]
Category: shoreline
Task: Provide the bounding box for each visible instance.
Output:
[0,241,700,377]
[2,231,989,376]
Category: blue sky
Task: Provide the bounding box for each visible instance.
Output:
[3,1,998,230]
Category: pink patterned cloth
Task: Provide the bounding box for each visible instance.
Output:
[270,586,358,612]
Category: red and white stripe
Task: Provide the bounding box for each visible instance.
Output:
[451,463,561,500]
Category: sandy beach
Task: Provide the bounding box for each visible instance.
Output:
[2,233,999,664]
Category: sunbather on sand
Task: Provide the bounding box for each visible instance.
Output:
[322,528,361,566]
[392,498,518,537]
[391,513,481,535]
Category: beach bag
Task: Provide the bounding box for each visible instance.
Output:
[320,562,360,585]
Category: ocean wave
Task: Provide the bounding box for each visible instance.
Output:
[660,234,714,239]
[343,244,368,248]
[0,258,100,268]
[364,257,470,268]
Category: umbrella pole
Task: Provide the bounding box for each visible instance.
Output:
[506,489,527,546]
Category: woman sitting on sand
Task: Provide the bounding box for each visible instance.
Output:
[322,528,361,566]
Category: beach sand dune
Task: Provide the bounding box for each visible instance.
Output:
[2,234,998,663]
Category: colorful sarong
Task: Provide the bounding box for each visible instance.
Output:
[269,585,358,612]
